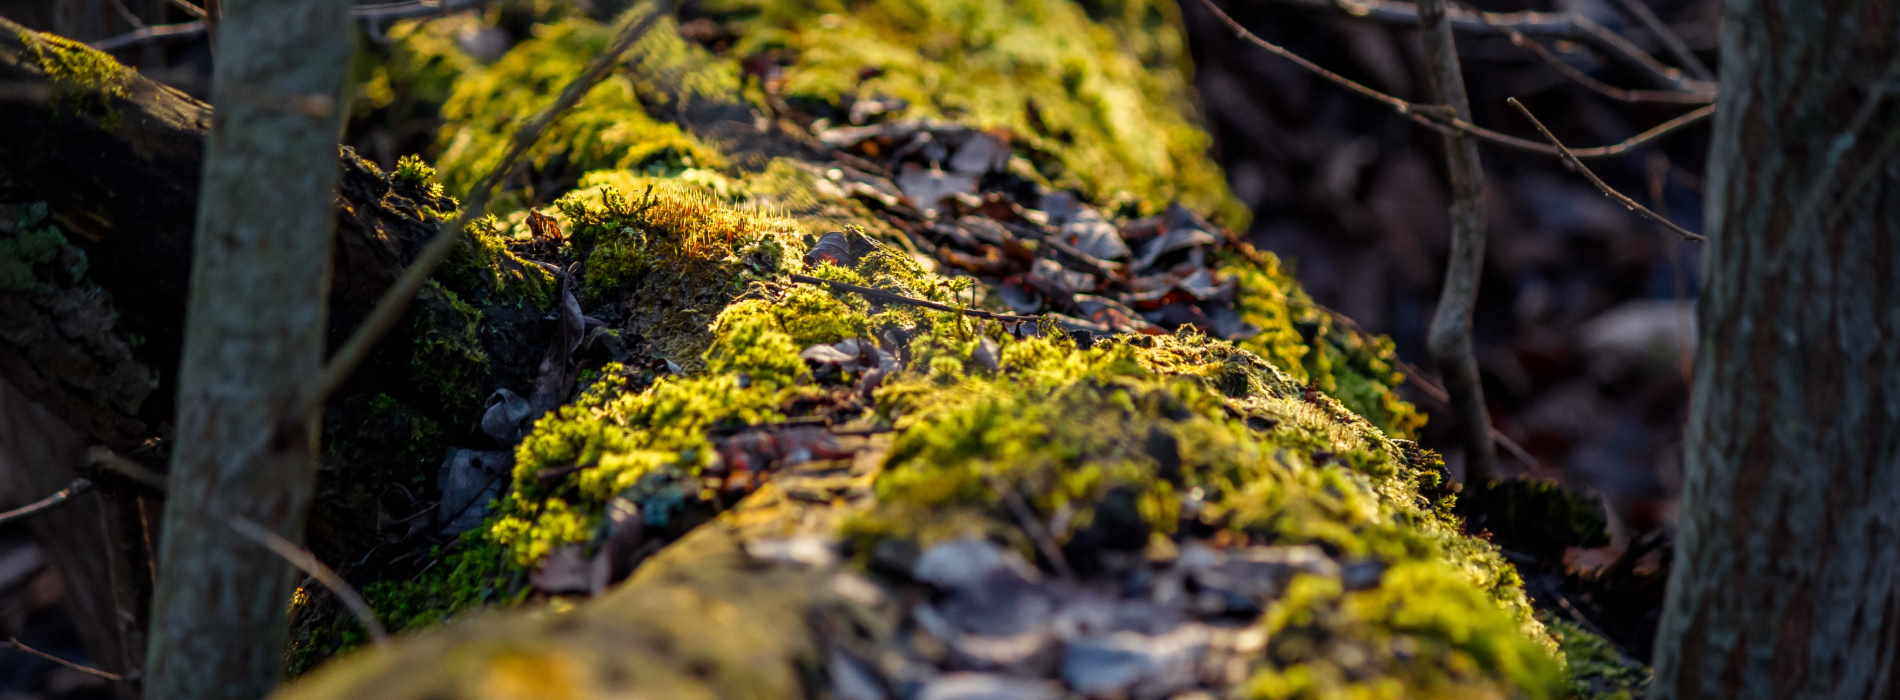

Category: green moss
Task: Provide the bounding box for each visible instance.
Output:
[434,214,557,307]
[0,206,84,292]
[1546,616,1648,699]
[428,18,729,211]
[697,0,1242,225]
[392,154,447,200]
[1246,565,1563,699]
[1229,251,1426,438]
[14,26,131,119]
[407,282,493,421]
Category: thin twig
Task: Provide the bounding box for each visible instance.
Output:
[92,0,492,50]
[0,479,94,526]
[3,637,127,682]
[1609,0,1714,82]
[1197,0,1714,159]
[225,515,388,644]
[1417,0,1497,485]
[1506,97,1704,241]
[789,274,1042,325]
[166,0,208,19]
[986,476,1076,581]
[1252,0,1712,93]
[85,446,168,491]
[295,1,670,423]
[1506,31,1712,105]
[107,0,146,29]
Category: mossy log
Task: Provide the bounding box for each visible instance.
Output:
[2,4,1623,697]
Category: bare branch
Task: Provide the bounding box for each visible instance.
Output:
[1610,0,1714,82]
[1506,97,1705,241]
[1507,31,1712,105]
[0,478,94,526]
[1197,0,1714,160]
[3,637,127,682]
[226,515,388,644]
[166,0,209,19]
[1256,0,1713,93]
[1416,0,1497,484]
[297,1,671,422]
[789,274,1041,325]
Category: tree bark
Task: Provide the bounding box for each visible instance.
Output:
[1652,1,1900,697]
[140,0,352,696]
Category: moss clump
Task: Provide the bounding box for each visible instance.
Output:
[403,282,493,421]
[391,154,447,200]
[555,180,802,364]
[1246,565,1563,699]
[430,18,729,211]
[0,203,87,292]
[14,26,131,119]
[1229,251,1426,438]
[697,0,1243,225]
[1546,616,1648,699]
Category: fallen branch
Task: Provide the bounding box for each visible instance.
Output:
[1198,0,1714,160]
[1506,97,1704,241]
[226,515,389,644]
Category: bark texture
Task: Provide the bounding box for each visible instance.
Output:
[1653,1,1900,697]
[140,0,352,696]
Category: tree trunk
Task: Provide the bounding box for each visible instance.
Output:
[1652,1,1900,697]
[140,0,352,696]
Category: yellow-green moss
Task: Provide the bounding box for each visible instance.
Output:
[14,26,131,119]
[698,0,1244,225]
[429,18,729,211]
[1245,565,1563,699]
[1546,616,1648,699]
[1229,251,1426,438]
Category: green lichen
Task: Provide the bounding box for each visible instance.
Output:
[14,26,131,119]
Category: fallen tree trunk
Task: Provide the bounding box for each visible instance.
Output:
[3,5,1627,697]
